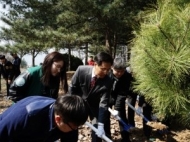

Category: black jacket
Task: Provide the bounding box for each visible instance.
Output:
[12,56,21,78]
[0,60,14,80]
[109,70,133,111]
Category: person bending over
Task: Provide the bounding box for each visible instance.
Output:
[9,51,68,102]
[0,95,88,142]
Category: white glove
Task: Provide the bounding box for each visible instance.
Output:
[112,110,119,118]
[96,123,105,138]
[136,107,143,115]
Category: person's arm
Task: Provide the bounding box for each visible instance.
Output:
[15,58,21,66]
[8,62,15,81]
[95,78,112,138]
[9,71,31,102]
[114,92,126,111]
[0,117,17,141]
[69,67,81,95]
[0,65,6,79]
[0,107,24,141]
[60,68,68,94]
[114,75,129,111]
[98,78,112,123]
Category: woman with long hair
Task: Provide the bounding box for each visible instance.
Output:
[9,51,68,102]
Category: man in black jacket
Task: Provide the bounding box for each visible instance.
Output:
[69,52,113,142]
[0,55,14,97]
[10,53,21,79]
[104,58,137,142]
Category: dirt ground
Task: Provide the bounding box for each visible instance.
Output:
[0,71,190,142]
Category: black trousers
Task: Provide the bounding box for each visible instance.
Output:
[91,118,105,142]
[142,103,152,139]
[127,92,137,127]
[6,80,10,96]
[104,106,131,142]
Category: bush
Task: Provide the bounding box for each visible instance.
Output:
[62,54,83,71]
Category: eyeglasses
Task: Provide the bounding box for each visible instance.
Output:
[53,62,63,71]
[66,122,78,131]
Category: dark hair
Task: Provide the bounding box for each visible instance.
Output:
[10,53,17,56]
[53,95,88,126]
[94,52,113,65]
[113,57,126,69]
[41,51,68,93]
[0,55,5,59]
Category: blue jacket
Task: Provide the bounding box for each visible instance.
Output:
[0,96,77,142]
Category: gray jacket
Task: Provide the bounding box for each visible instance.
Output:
[69,65,112,123]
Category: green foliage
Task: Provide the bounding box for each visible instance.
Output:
[0,0,59,61]
[62,53,83,71]
[130,0,190,125]
[0,0,156,58]
[54,0,155,55]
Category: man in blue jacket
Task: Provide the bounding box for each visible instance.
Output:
[0,95,88,142]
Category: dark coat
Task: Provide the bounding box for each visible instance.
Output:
[0,60,14,80]
[69,65,112,123]
[109,70,133,111]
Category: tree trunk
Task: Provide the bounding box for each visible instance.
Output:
[105,28,112,56]
[68,46,71,71]
[113,33,117,58]
[85,42,88,65]
[31,50,35,67]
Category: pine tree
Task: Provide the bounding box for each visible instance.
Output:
[130,0,190,126]
[0,0,59,66]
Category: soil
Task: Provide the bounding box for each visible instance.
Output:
[0,71,190,142]
[146,122,168,131]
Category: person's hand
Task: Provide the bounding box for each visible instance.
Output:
[136,106,143,115]
[96,123,105,138]
[108,108,119,120]
[8,79,11,84]
[112,110,119,118]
